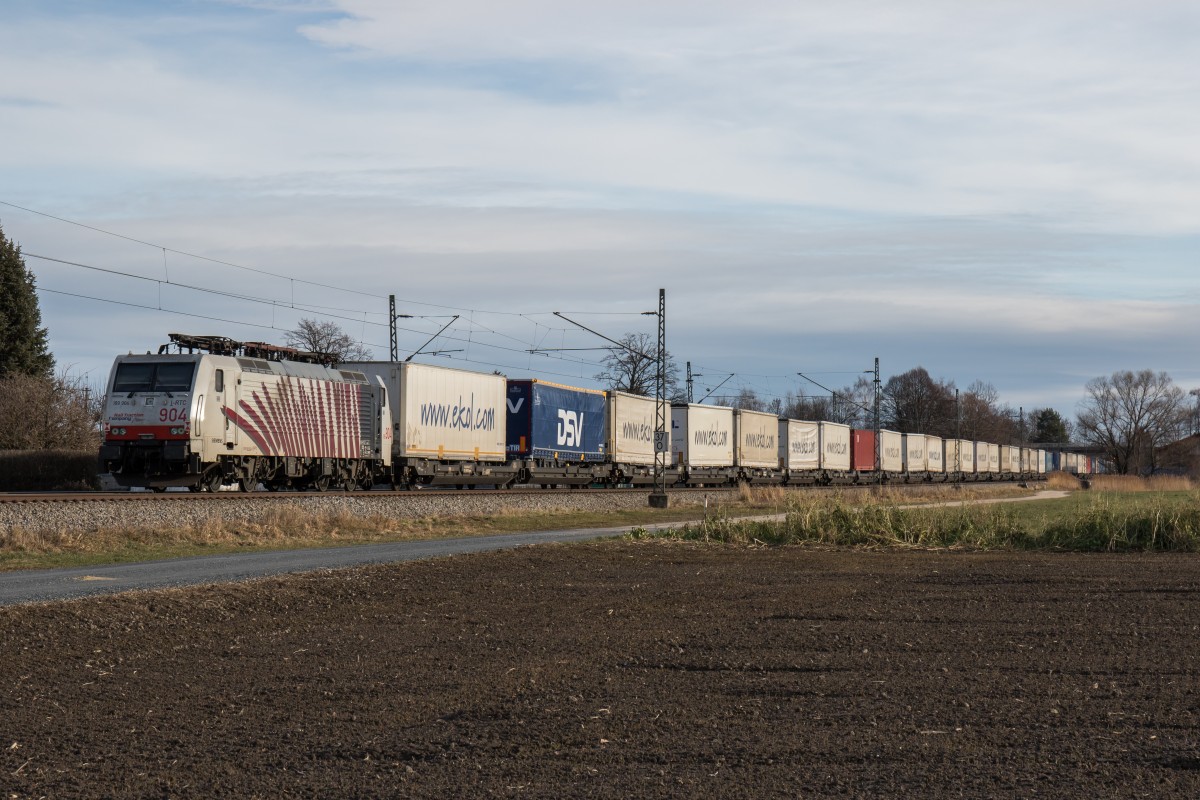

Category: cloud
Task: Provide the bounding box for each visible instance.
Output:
[5,0,1200,419]
[292,0,1200,232]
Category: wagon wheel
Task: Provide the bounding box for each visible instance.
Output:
[192,469,223,493]
[238,459,262,492]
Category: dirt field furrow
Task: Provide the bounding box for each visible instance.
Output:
[2,543,1199,798]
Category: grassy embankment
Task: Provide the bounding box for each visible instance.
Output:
[0,484,1024,571]
[638,474,1200,552]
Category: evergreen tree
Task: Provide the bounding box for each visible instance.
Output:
[0,224,54,378]
[1030,407,1070,443]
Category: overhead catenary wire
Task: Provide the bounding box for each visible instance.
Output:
[11,200,858,400]
[1,199,385,301]
[2,199,634,318]
[24,249,648,362]
[26,252,392,321]
[37,286,617,383]
[26,250,625,372]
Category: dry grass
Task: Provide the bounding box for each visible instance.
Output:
[734,482,1030,507]
[1045,471,1083,490]
[642,489,1200,552]
[736,484,788,504]
[0,508,410,558]
[0,501,738,570]
[1088,474,1195,493]
[1044,472,1196,493]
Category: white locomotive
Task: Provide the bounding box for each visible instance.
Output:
[100,335,392,491]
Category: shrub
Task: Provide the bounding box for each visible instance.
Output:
[662,492,1200,553]
[0,450,100,491]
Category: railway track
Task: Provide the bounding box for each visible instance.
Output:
[0,487,657,503]
[0,480,1038,505]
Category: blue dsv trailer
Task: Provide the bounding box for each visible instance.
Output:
[506,379,607,463]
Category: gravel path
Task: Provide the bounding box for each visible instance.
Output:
[0,526,639,606]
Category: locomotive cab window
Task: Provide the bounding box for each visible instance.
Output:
[112,363,155,393]
[156,363,195,392]
[214,369,224,393]
[113,362,198,393]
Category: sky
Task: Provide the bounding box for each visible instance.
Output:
[2,0,1198,420]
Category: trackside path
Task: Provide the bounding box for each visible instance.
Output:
[0,491,1068,606]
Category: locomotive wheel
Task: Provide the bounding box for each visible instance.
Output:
[310,475,332,492]
[201,471,224,493]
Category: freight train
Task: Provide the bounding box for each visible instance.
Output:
[98,334,1091,491]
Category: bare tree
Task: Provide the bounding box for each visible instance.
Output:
[0,370,100,450]
[828,376,877,428]
[1076,369,1190,474]
[594,332,679,398]
[959,380,1021,443]
[716,387,767,411]
[783,391,833,422]
[883,367,956,436]
[285,319,372,363]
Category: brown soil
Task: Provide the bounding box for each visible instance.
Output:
[3,543,1200,798]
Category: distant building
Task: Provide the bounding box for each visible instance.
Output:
[1155,434,1200,477]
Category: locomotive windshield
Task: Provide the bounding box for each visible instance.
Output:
[113,362,196,393]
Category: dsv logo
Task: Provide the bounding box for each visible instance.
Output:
[557,410,584,447]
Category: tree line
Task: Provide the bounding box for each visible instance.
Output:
[712,367,1071,446]
[0,224,100,451]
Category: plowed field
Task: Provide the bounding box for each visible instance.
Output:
[3,543,1199,798]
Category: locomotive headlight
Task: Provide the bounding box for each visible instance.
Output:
[171,426,186,435]
[112,427,127,436]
